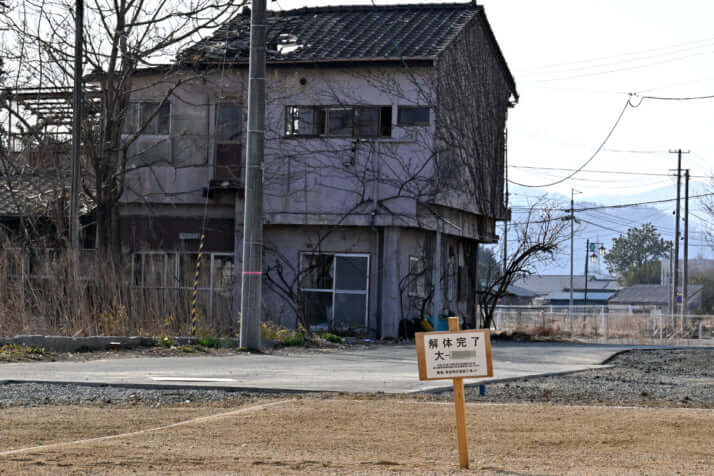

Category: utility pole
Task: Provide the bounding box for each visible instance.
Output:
[671,149,682,322]
[669,149,689,325]
[502,197,508,276]
[683,169,690,330]
[70,0,83,250]
[433,216,442,329]
[568,189,580,312]
[239,0,266,351]
[669,241,674,315]
[584,239,590,306]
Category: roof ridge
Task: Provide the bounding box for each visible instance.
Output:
[267,2,478,15]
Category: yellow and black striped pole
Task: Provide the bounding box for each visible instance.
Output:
[190,233,206,337]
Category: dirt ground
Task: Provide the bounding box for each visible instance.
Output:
[0,397,712,475]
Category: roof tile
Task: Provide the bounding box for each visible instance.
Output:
[179,3,481,64]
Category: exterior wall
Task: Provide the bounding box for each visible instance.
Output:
[261,224,379,332]
[117,45,512,336]
[435,14,514,222]
[260,224,478,337]
[120,63,501,241]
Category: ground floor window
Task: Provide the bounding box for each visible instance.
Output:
[132,251,235,331]
[300,253,369,332]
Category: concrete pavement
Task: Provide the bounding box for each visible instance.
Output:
[0,342,642,393]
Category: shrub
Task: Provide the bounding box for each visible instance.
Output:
[282,333,304,347]
[320,332,344,344]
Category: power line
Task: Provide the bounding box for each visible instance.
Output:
[519,35,714,74]
[510,165,711,179]
[523,48,714,84]
[508,99,630,188]
[630,93,714,104]
[573,192,714,212]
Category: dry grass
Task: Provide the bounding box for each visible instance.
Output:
[0,398,712,474]
[0,246,233,337]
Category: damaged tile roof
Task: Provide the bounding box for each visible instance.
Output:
[180,3,487,64]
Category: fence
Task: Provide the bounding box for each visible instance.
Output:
[493,305,714,341]
[0,248,236,337]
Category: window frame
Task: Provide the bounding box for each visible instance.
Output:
[408,256,427,298]
[299,252,370,330]
[124,101,172,136]
[284,105,392,138]
[213,101,244,181]
[215,102,243,142]
[285,105,320,137]
[324,107,354,137]
[132,250,235,324]
[397,105,430,127]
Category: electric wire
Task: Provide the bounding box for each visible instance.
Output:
[507,99,631,188]
[510,165,711,179]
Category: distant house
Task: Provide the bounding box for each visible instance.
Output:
[609,284,703,313]
[543,290,616,307]
[515,274,620,305]
[496,284,537,306]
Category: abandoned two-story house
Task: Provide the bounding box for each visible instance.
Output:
[118,2,517,338]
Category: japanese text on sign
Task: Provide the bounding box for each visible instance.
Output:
[416,329,492,380]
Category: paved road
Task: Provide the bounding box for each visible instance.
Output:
[0,342,644,393]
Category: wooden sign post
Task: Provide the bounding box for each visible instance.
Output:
[415,316,493,470]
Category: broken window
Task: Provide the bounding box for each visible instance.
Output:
[300,253,369,331]
[398,106,430,126]
[300,254,334,289]
[285,105,392,138]
[285,106,319,136]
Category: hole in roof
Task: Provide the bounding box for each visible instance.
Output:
[276,33,303,55]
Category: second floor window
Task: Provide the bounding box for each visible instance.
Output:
[214,103,243,181]
[216,103,242,141]
[124,102,171,135]
[285,105,392,138]
[397,106,430,126]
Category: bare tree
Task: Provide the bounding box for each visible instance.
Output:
[477,196,569,329]
[0,0,242,255]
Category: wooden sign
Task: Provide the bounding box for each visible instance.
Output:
[415,318,493,469]
[415,328,493,381]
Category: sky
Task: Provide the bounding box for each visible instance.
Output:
[273,0,714,269]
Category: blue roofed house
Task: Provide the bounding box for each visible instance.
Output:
[515,274,620,306]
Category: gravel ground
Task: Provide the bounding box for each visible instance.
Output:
[455,348,714,408]
[0,348,712,408]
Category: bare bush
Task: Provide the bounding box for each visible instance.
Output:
[0,242,232,337]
